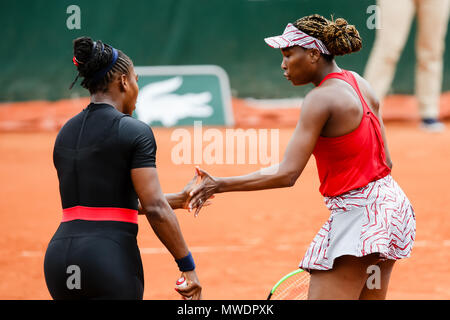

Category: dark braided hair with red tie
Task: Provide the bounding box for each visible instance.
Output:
[293,14,362,61]
[70,37,133,93]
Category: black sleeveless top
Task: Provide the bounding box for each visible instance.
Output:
[53,103,157,211]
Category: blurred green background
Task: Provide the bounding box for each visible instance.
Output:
[1,0,449,102]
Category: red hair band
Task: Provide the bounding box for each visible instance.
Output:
[72,56,84,66]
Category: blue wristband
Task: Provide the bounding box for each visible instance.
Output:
[176,252,196,272]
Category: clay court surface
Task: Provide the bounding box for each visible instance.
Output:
[1,114,449,300]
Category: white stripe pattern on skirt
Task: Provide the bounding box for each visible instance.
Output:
[299,174,416,271]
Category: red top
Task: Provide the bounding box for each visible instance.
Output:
[312,70,391,197]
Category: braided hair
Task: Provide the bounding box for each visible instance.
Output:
[70,37,132,93]
[293,14,362,60]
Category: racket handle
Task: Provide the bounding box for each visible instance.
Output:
[175,277,192,300]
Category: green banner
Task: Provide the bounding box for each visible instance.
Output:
[134,65,234,127]
[1,0,450,102]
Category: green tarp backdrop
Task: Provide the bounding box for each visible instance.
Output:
[1,0,450,102]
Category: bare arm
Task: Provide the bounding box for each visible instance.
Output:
[138,190,193,214]
[188,90,332,213]
[218,96,330,192]
[137,173,202,214]
[165,193,188,210]
[132,167,202,299]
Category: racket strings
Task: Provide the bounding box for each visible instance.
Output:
[271,273,310,300]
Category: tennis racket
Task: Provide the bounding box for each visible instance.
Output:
[267,268,310,300]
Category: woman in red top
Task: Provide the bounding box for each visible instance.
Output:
[188,15,415,299]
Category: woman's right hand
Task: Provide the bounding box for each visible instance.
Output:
[175,270,202,300]
[188,167,220,217]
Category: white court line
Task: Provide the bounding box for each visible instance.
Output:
[412,240,450,248]
[21,251,44,257]
[141,245,253,255]
[19,244,283,257]
[412,240,429,247]
[19,240,450,258]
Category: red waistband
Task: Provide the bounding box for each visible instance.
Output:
[62,206,138,224]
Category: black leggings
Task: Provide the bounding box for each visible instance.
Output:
[44,220,144,300]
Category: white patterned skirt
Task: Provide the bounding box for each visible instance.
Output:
[299,174,416,272]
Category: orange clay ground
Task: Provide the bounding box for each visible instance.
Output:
[0,97,449,300]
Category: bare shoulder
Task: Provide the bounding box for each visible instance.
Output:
[350,71,371,91]
[297,85,342,129]
[350,71,380,112]
[302,85,342,113]
[303,82,357,118]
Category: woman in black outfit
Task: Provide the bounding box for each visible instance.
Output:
[43,37,202,300]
